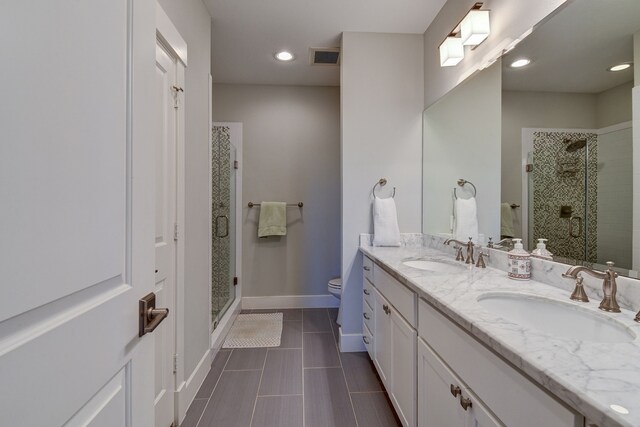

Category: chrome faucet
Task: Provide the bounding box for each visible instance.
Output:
[475,247,488,268]
[635,310,640,323]
[562,262,620,313]
[487,238,513,250]
[444,237,474,265]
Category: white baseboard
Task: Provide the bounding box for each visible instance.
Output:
[242,294,340,309]
[175,348,212,424]
[176,299,241,424]
[339,327,366,352]
[210,298,241,350]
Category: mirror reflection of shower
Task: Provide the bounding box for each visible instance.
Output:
[564,138,587,153]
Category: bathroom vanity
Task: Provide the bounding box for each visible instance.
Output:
[359,239,640,427]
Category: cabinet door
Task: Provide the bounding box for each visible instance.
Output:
[373,287,391,385]
[391,308,417,427]
[418,339,465,427]
[462,392,503,427]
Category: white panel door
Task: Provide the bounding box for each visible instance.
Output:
[154,42,178,427]
[0,1,157,426]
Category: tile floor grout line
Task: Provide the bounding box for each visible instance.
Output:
[349,390,388,395]
[327,308,360,427]
[194,348,233,427]
[248,348,269,427]
[256,393,304,397]
[302,365,342,370]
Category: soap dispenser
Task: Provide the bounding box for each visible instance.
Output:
[508,238,531,281]
[532,238,553,260]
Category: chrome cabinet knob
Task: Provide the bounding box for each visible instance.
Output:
[363,289,370,295]
[363,312,370,320]
[450,384,461,398]
[382,304,390,315]
[363,266,371,271]
[460,396,472,411]
[363,336,370,344]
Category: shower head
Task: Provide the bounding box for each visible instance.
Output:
[564,139,587,153]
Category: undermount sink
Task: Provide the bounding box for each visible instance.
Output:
[402,259,466,274]
[478,293,636,343]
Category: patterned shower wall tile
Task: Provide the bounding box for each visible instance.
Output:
[532,131,597,262]
[212,126,233,324]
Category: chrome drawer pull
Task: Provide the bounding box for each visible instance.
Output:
[363,266,371,271]
[363,312,370,320]
[363,289,370,295]
[460,396,472,411]
[450,384,461,398]
[363,336,370,344]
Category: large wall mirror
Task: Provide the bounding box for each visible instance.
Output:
[423,0,640,278]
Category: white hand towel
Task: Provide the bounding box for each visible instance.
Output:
[500,203,515,238]
[373,197,401,247]
[454,197,479,243]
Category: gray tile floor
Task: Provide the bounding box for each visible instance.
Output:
[182,308,401,427]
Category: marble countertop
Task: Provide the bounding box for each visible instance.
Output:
[359,244,640,427]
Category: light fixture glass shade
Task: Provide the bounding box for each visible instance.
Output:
[460,10,490,46]
[439,37,464,67]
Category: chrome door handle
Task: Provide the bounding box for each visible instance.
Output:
[363,312,370,320]
[569,216,582,238]
[215,215,229,238]
[139,293,169,337]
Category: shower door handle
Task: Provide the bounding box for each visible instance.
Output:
[215,215,229,238]
[569,216,582,238]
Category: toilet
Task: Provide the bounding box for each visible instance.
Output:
[328,277,343,326]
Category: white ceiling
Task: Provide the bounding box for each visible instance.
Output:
[203,0,447,86]
[502,0,639,94]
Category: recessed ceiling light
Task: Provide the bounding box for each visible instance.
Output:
[607,62,632,72]
[275,51,294,62]
[510,58,531,68]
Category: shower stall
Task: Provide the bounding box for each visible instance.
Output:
[211,125,237,330]
[525,125,633,269]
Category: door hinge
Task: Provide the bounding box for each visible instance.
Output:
[173,354,178,374]
[525,164,533,172]
[174,223,179,241]
[233,276,238,286]
[234,160,239,170]
[171,85,183,109]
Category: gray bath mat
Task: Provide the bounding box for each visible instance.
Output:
[223,313,283,348]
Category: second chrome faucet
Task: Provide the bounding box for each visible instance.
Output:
[444,237,475,265]
[563,262,620,313]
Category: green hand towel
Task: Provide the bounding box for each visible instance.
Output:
[258,202,287,237]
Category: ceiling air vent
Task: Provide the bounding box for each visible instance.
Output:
[309,48,340,66]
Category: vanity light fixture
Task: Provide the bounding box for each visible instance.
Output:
[510,58,531,68]
[439,2,489,67]
[439,36,465,67]
[274,51,295,62]
[607,62,632,72]
[460,9,491,46]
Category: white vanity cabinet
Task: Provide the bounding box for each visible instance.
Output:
[418,299,583,427]
[418,338,501,427]
[363,257,417,427]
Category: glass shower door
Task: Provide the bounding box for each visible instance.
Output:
[211,126,236,330]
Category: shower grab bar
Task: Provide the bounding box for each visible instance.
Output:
[248,202,303,208]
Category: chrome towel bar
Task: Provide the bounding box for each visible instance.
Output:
[248,202,303,208]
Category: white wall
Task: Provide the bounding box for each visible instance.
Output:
[211,84,341,299]
[157,0,211,379]
[423,62,502,241]
[423,0,566,108]
[596,82,633,128]
[341,32,424,339]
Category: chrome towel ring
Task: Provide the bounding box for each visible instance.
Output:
[373,178,396,198]
[454,179,476,199]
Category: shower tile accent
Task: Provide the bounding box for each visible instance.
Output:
[211,126,233,326]
[532,131,597,262]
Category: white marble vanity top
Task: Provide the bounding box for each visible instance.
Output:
[359,243,640,427]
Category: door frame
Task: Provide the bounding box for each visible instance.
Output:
[155,4,187,426]
[209,121,244,349]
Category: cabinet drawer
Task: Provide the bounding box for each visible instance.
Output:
[363,298,373,332]
[363,277,373,307]
[363,322,373,359]
[418,299,582,427]
[363,256,374,282]
[374,264,416,327]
